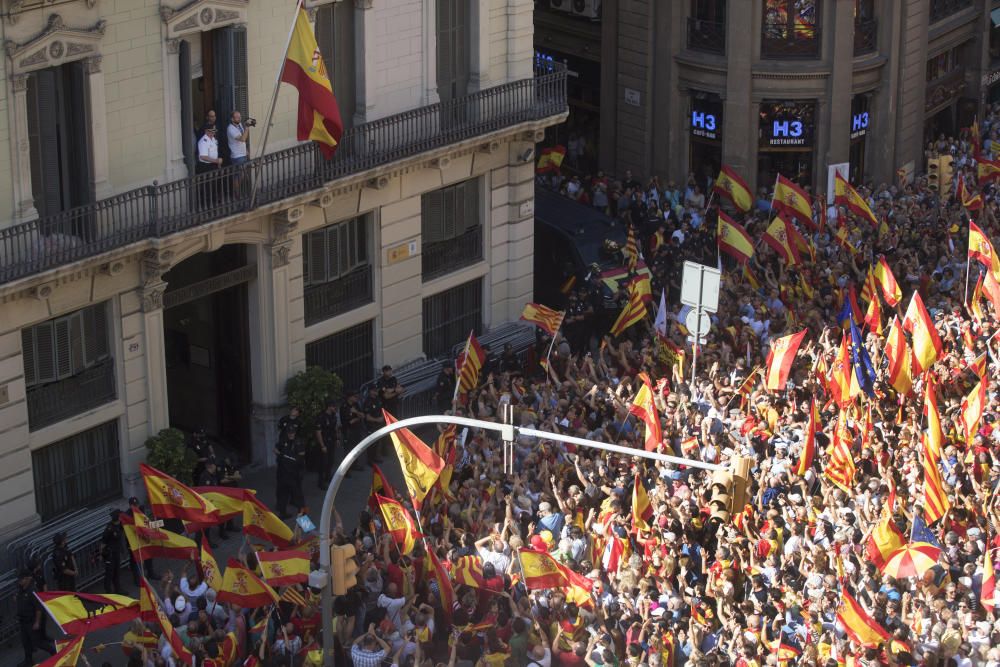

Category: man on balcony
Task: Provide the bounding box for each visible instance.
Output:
[227,111,252,197]
[197,125,223,207]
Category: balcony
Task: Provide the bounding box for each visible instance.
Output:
[761,27,821,59]
[686,17,726,55]
[0,65,567,286]
[422,227,484,282]
[930,0,973,24]
[27,357,117,431]
[304,265,374,326]
[854,18,877,56]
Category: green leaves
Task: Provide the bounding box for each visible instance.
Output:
[284,366,344,444]
[145,428,198,483]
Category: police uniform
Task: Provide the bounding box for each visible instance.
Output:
[435,367,454,412]
[188,432,213,488]
[51,541,76,592]
[274,429,306,518]
[362,391,384,464]
[17,574,54,665]
[100,513,124,593]
[340,396,364,452]
[278,412,303,441]
[315,407,339,487]
[375,374,401,414]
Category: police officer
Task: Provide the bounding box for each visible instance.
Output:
[188,429,215,485]
[278,406,303,441]
[274,425,306,519]
[17,569,54,667]
[340,390,364,459]
[315,399,340,488]
[375,365,404,415]
[363,385,384,465]
[127,497,158,585]
[51,532,77,592]
[100,510,124,593]
[434,362,455,412]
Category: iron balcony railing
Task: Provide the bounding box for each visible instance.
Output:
[303,265,374,326]
[929,0,973,24]
[26,356,117,431]
[854,18,877,56]
[0,64,567,285]
[761,26,821,59]
[686,17,726,55]
[422,226,484,282]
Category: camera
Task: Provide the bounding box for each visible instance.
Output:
[245,117,257,127]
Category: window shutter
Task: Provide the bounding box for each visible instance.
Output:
[305,230,327,286]
[462,179,479,232]
[68,313,85,375]
[28,69,64,217]
[65,61,94,209]
[423,191,445,244]
[33,323,56,384]
[179,39,195,175]
[53,318,71,380]
[455,0,470,97]
[327,226,342,278]
[214,26,249,120]
[357,215,369,265]
[442,186,458,239]
[83,302,110,366]
[436,0,455,102]
[334,0,356,129]
[231,27,249,117]
[22,328,36,386]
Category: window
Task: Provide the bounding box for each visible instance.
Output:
[26,62,93,218]
[22,302,116,430]
[302,215,373,325]
[930,0,973,24]
[687,0,726,54]
[32,421,122,520]
[926,44,966,82]
[436,0,470,104]
[421,179,483,281]
[316,1,356,130]
[305,320,375,391]
[422,278,483,358]
[761,0,820,59]
[853,0,876,56]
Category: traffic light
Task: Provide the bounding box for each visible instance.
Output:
[330,543,358,595]
[927,157,940,192]
[708,469,733,524]
[730,455,752,514]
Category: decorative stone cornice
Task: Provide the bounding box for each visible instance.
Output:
[4,14,106,75]
[140,281,168,313]
[160,0,249,39]
[271,242,292,269]
[271,207,301,242]
[141,249,175,287]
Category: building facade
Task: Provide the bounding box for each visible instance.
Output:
[0,0,566,538]
[536,0,1000,193]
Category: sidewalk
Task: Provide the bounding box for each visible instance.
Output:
[4,453,398,667]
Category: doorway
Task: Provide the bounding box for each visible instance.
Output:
[162,245,254,460]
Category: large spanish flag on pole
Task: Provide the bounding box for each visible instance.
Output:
[140,464,218,525]
[383,410,445,510]
[628,378,661,452]
[219,558,280,609]
[34,635,84,667]
[713,164,753,212]
[883,316,912,396]
[836,588,890,648]
[518,548,569,590]
[902,291,943,374]
[969,220,1000,278]
[281,7,343,158]
[717,211,754,264]
[36,591,139,635]
[834,174,878,226]
[257,550,311,586]
[772,174,813,227]
[764,329,807,391]
[374,493,421,555]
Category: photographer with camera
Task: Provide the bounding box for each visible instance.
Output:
[228,111,254,196]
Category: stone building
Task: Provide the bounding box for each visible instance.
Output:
[0,0,566,537]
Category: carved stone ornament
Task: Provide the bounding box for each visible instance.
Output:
[4,14,107,75]
[271,211,300,243]
[141,248,175,286]
[160,0,249,38]
[140,282,168,313]
[271,242,292,269]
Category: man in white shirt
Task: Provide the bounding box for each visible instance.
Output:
[197,126,221,172]
[227,111,251,196]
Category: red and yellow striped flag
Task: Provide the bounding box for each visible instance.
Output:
[762,216,801,265]
[140,463,219,525]
[772,174,813,227]
[520,303,565,335]
[922,430,951,525]
[983,545,996,613]
[257,550,311,587]
[35,634,84,667]
[518,548,569,590]
[924,379,943,460]
[961,378,986,443]
[765,329,807,391]
[795,400,819,476]
[200,535,223,592]
[243,494,294,547]
[610,281,647,338]
[902,291,943,374]
[624,225,640,271]
[717,212,755,264]
[121,510,198,561]
[383,410,445,510]
[824,412,856,493]
[713,164,753,212]
[836,588,890,648]
[864,514,905,570]
[628,379,661,452]
[456,332,486,397]
[632,474,653,532]
[969,220,1000,278]
[834,174,877,226]
[374,494,421,556]
[425,549,455,622]
[884,317,912,396]
[873,257,902,306]
[219,558,280,608]
[36,592,139,636]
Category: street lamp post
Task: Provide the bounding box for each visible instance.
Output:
[317,414,726,666]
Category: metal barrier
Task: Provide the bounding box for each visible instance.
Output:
[449,321,537,367]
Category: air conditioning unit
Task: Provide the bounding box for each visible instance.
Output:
[549,0,573,13]
[571,0,601,19]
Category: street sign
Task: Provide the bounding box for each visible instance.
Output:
[687,335,707,345]
[685,309,711,337]
[680,261,720,312]
[148,519,164,529]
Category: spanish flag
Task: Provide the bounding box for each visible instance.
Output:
[369,463,397,511]
[536,145,566,173]
[138,577,158,623]
[199,535,223,592]
[455,332,487,399]
[520,303,565,335]
[34,634,84,667]
[836,588,890,648]
[632,474,653,532]
[383,410,445,509]
[717,211,755,264]
[257,549,311,586]
[971,274,986,323]
[795,399,819,476]
[902,291,942,374]
[884,317,912,396]
[969,220,1000,278]
[923,379,943,460]
[922,431,951,524]
[518,548,569,590]
[140,463,219,525]
[188,486,250,530]
[772,174,813,227]
[865,514,905,570]
[834,174,878,226]
[828,336,858,408]
[957,176,984,211]
[961,378,986,443]
[610,281,647,338]
[243,494,294,547]
[764,329,807,391]
[36,591,139,635]
[863,295,882,336]
[762,217,801,266]
[977,155,1000,184]
[743,263,761,290]
[145,579,195,665]
[219,558,280,608]
[985,267,1000,314]
[713,164,753,212]
[121,510,198,561]
[628,379,661,452]
[425,549,455,622]
[281,8,343,158]
[983,546,996,613]
[374,494,421,556]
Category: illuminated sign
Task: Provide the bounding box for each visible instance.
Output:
[851,111,869,139]
[691,98,722,141]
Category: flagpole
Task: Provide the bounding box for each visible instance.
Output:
[248,0,305,210]
[543,319,562,385]
[965,222,972,307]
[453,330,473,406]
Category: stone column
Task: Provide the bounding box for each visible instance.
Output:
[163,39,187,180]
[824,0,854,175]
[84,56,111,199]
[598,0,619,174]
[420,0,439,107]
[722,0,754,191]
[139,249,174,434]
[9,74,36,222]
[468,0,491,93]
[355,0,379,122]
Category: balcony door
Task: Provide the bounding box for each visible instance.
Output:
[26,62,94,219]
[437,0,470,126]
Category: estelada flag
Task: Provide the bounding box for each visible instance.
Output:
[257,550,311,586]
[837,588,890,648]
[374,493,421,555]
[121,510,198,561]
[628,379,661,452]
[140,463,218,525]
[517,548,569,590]
[34,634,84,667]
[218,558,280,608]
[520,303,565,335]
[36,591,139,635]
[632,474,653,532]
[834,174,878,226]
[424,549,455,622]
[717,211,754,264]
[865,514,905,569]
[242,493,294,547]
[281,8,343,158]
[977,156,1000,184]
[383,410,445,510]
[713,164,753,212]
[764,329,807,391]
[536,145,566,173]
[187,486,250,530]
[902,291,943,374]
[795,399,819,476]
[772,174,813,226]
[199,535,223,592]
[961,378,986,443]
[762,217,801,266]
[969,220,1000,278]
